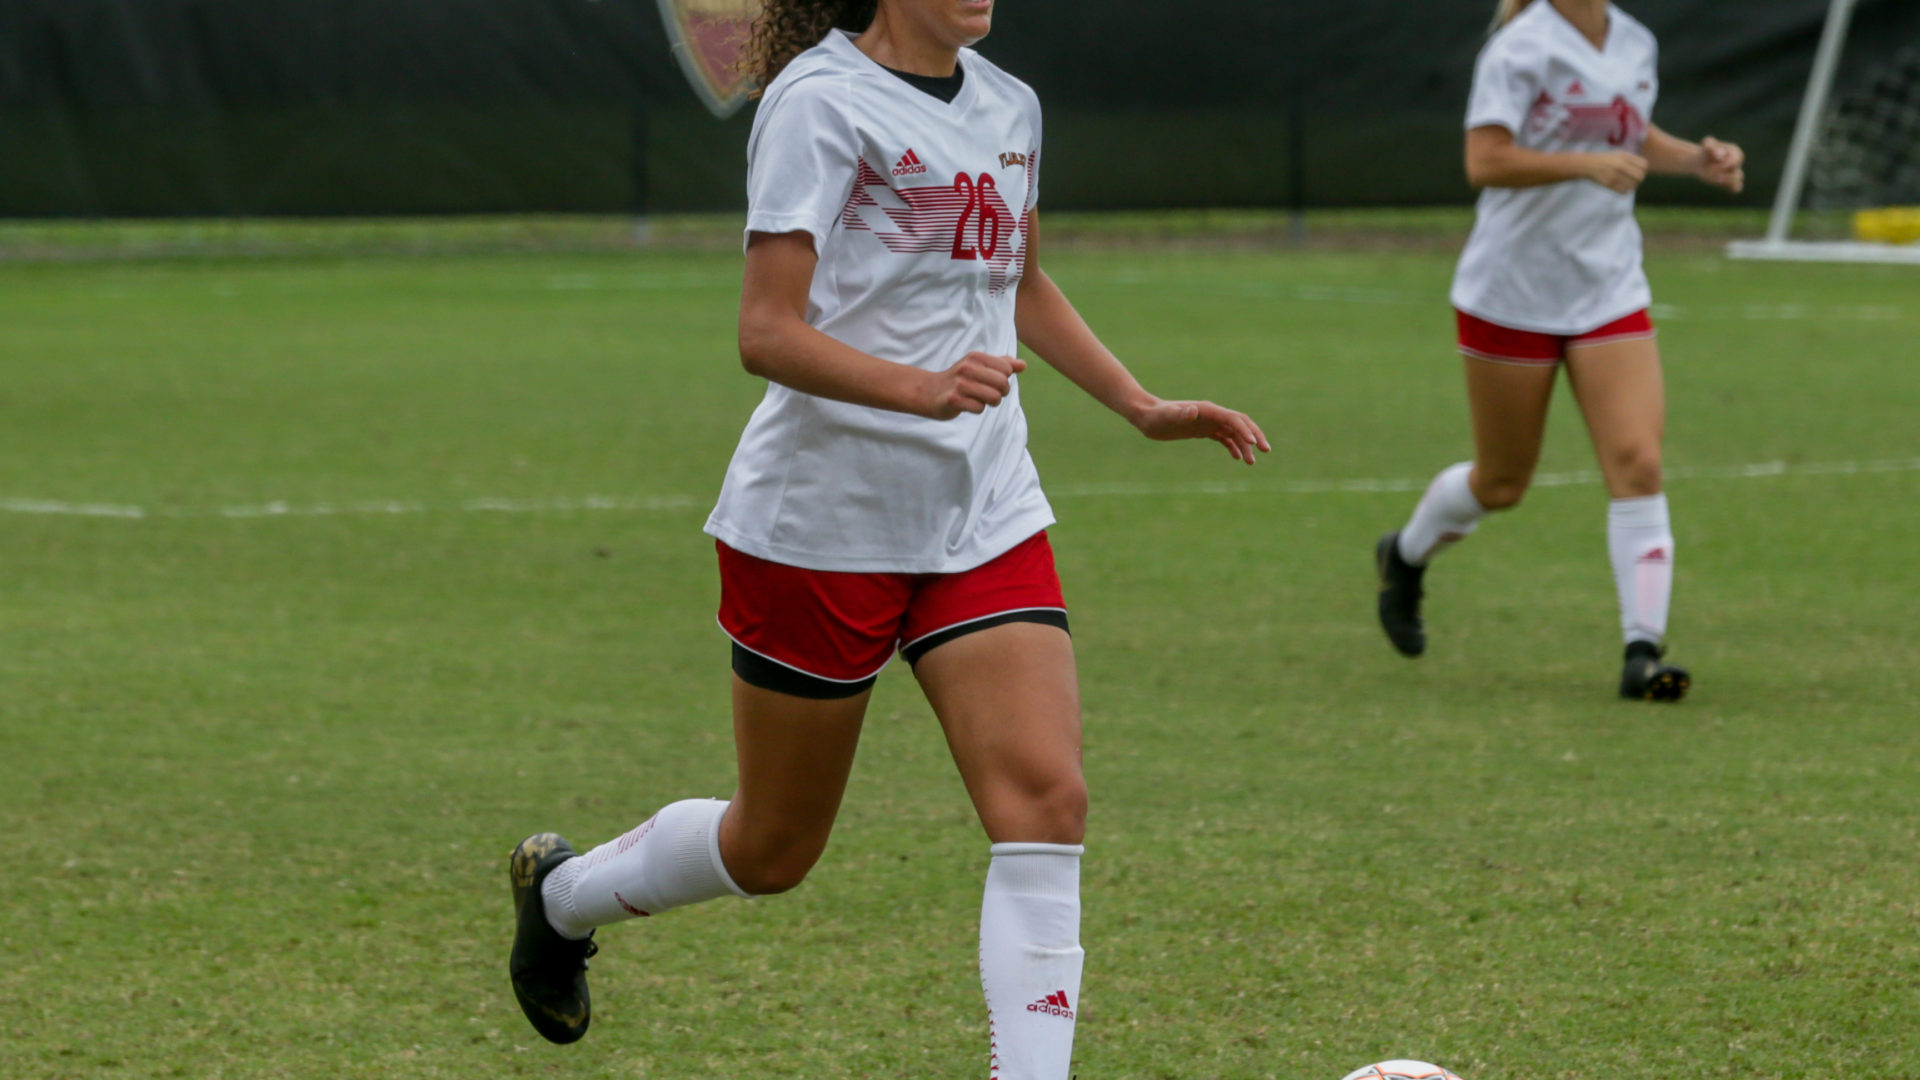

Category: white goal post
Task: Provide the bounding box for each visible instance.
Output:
[1728,0,1920,263]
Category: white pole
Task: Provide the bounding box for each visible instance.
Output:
[1767,0,1861,244]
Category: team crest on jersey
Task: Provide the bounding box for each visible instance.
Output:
[657,0,756,118]
[998,151,1028,169]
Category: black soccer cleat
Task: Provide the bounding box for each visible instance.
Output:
[509,833,596,1045]
[1619,641,1691,702]
[1375,532,1427,657]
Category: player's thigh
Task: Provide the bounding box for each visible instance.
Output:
[720,676,870,886]
[1564,336,1666,498]
[913,621,1084,846]
[1462,355,1559,501]
[714,538,904,878]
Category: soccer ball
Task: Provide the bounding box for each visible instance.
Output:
[1340,1062,1463,1080]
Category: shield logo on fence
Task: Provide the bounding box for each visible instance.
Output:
[657,0,758,118]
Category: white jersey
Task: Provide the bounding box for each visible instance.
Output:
[1451,2,1659,335]
[705,30,1053,574]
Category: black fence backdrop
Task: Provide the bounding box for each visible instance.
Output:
[1,0,1916,217]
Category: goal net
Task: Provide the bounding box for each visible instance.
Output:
[1729,0,1920,263]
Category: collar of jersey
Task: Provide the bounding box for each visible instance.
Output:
[823,29,982,113]
[1539,1,1618,57]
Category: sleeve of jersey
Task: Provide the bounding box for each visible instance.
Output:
[743,75,861,250]
[1463,39,1537,134]
[1024,88,1044,215]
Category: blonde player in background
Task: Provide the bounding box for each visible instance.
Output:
[1375,0,1744,701]
[505,1,1268,1077]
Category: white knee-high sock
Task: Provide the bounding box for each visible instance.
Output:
[540,798,749,939]
[1608,494,1674,645]
[980,843,1083,1080]
[1397,462,1488,566]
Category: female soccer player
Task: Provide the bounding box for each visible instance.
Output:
[1374,0,1743,701]
[506,1,1268,1077]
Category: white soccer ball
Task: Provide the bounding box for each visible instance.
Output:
[1340,1062,1464,1080]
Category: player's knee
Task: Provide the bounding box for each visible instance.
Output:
[733,861,813,896]
[1610,447,1663,497]
[1014,773,1088,846]
[1473,473,1530,510]
[725,844,822,896]
[1050,777,1090,842]
[720,825,829,896]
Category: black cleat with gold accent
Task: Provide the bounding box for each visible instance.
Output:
[509,833,596,1044]
[1375,532,1427,658]
[1619,641,1690,702]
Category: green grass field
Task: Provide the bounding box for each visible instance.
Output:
[2,219,1916,1079]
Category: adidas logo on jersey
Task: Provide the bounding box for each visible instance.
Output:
[1026,990,1075,1019]
[892,149,928,177]
[1567,79,1586,96]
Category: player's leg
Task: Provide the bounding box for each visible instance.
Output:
[915,622,1084,845]
[509,543,899,1043]
[717,677,871,894]
[538,541,897,929]
[1379,351,1558,656]
[896,533,1081,1080]
[1563,333,1690,700]
[510,680,868,1043]
[545,679,870,927]
[914,620,1085,1080]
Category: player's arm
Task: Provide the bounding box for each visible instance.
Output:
[1013,213,1268,465]
[739,230,1025,421]
[1465,125,1648,194]
[1643,124,1746,193]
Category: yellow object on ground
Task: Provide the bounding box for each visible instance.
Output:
[1853,207,1920,245]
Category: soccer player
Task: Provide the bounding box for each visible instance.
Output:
[1374,0,1744,701]
[506,1,1269,1077]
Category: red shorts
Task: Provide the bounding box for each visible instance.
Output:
[1456,309,1656,366]
[717,531,1069,699]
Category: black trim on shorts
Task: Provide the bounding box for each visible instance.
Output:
[902,609,1071,666]
[731,643,878,700]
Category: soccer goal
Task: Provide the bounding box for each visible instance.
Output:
[1728,0,1920,263]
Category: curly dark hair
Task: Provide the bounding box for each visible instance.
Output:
[741,0,879,95]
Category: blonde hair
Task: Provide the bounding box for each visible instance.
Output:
[1492,0,1537,28]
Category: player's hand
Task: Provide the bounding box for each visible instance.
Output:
[921,352,1027,419]
[1584,151,1649,194]
[1697,136,1745,194]
[1130,398,1270,465]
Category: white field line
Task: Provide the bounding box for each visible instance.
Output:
[3,459,1914,522]
[542,272,734,292]
[213,494,697,518]
[0,497,148,519]
[1081,276,1907,322]
[1048,456,1920,498]
[173,273,1905,322]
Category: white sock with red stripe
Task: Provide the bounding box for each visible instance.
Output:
[1397,461,1488,566]
[540,798,749,940]
[1609,494,1674,645]
[979,842,1083,1080]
